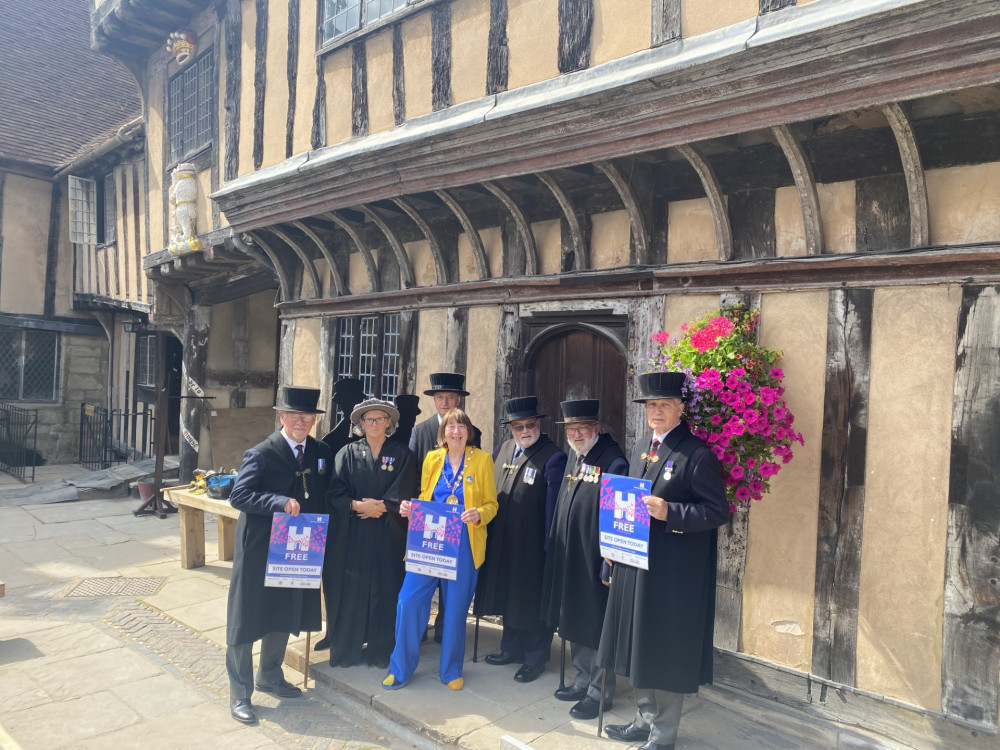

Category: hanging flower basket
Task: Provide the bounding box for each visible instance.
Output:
[648,304,804,512]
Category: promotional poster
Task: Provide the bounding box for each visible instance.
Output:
[264,512,329,588]
[598,473,651,570]
[405,500,463,580]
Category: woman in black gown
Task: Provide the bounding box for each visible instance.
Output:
[326,397,416,668]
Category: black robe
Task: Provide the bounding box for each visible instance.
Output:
[474,435,567,631]
[597,422,729,693]
[540,433,628,649]
[226,431,333,645]
[325,438,416,666]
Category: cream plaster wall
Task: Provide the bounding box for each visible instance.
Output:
[146,72,166,249]
[667,198,718,263]
[348,251,373,295]
[0,174,49,315]
[451,0,489,105]
[467,306,501,454]
[324,48,354,147]
[238,0,257,175]
[367,29,396,134]
[590,210,631,269]
[662,294,717,340]
[407,239,437,286]
[856,285,958,710]
[136,163,149,300]
[260,2,290,168]
[292,317,321,387]
[926,162,1000,245]
[532,219,562,276]
[507,0,560,90]
[293,0,320,155]
[402,12,433,120]
[207,302,235,370]
[682,0,758,38]
[249,290,279,369]
[774,186,806,257]
[742,291,827,670]
[592,0,649,66]
[195,169,213,239]
[818,181,856,254]
[414,307,448,421]
[459,226,502,281]
[53,186,74,317]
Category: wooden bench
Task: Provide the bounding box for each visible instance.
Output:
[163,487,241,569]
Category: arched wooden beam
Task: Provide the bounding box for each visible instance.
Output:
[880,102,930,248]
[392,197,449,285]
[355,205,416,289]
[321,211,380,293]
[675,143,734,262]
[594,160,650,265]
[235,231,290,300]
[269,225,323,299]
[434,189,490,280]
[482,180,538,275]
[248,231,297,300]
[537,171,588,270]
[291,220,347,297]
[771,125,824,255]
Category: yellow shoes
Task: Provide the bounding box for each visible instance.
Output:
[382,673,406,690]
[446,677,464,691]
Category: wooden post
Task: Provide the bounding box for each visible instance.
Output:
[134,330,176,518]
[179,306,212,482]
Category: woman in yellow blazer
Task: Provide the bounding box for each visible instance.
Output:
[383,408,498,691]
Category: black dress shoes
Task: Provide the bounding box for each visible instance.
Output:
[605,722,651,742]
[513,663,545,683]
[637,742,674,750]
[554,685,588,702]
[569,695,611,719]
[255,678,303,698]
[485,650,516,666]
[230,699,257,724]
[314,634,331,651]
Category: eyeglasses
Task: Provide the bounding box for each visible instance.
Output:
[510,421,539,432]
[285,414,315,423]
[565,424,597,436]
[362,416,388,425]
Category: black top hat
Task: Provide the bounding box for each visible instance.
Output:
[394,393,421,416]
[556,399,600,424]
[332,378,366,404]
[502,396,546,424]
[274,385,325,414]
[633,371,687,403]
[423,372,470,397]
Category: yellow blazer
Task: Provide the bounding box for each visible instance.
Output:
[420,446,498,569]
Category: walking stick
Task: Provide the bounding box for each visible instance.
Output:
[559,636,567,690]
[597,668,606,737]
[473,615,480,662]
[304,631,311,689]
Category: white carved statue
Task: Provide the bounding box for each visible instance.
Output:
[168,162,202,254]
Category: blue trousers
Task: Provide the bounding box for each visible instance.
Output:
[389,530,477,684]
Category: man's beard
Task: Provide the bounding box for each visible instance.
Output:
[571,434,599,457]
[516,432,539,449]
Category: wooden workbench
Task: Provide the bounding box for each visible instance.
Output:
[163,487,241,569]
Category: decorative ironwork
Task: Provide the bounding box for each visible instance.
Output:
[79,403,156,470]
[0,402,39,482]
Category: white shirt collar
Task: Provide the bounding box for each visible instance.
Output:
[280,428,304,455]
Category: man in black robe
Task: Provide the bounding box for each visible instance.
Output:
[475,396,567,683]
[598,372,729,750]
[540,399,628,720]
[407,371,481,642]
[226,386,334,725]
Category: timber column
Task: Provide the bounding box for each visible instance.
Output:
[179,305,211,481]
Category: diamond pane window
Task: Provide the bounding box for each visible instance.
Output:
[0,328,59,402]
[168,51,215,162]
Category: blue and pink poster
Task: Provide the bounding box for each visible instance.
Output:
[265,513,329,588]
[405,500,463,580]
[598,474,651,570]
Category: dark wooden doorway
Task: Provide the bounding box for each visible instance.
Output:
[522,325,627,454]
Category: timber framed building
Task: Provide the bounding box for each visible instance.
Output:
[93,1,1000,745]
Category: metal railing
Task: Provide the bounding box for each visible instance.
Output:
[0,403,39,482]
[79,404,155,470]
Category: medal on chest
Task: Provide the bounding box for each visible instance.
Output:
[582,463,601,483]
[663,460,675,481]
[380,456,396,472]
[523,467,537,485]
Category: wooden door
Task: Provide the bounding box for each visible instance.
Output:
[525,327,627,454]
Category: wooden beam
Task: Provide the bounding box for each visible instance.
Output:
[558,0,593,74]
[245,231,292,300]
[392,197,449,284]
[730,189,776,260]
[322,211,379,292]
[857,174,909,252]
[291,220,347,296]
[482,181,538,275]
[252,0,268,171]
[393,24,405,126]
[355,205,416,288]
[595,160,651,265]
[435,189,490,279]
[880,102,930,248]
[269,225,323,299]
[652,0,681,47]
[431,2,452,111]
[179,305,211,482]
[352,42,369,137]
[486,0,509,95]
[285,0,299,160]
[771,124,824,255]
[224,0,242,181]
[43,182,61,317]
[537,171,587,270]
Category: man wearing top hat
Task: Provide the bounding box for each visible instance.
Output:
[408,372,481,642]
[540,399,628,720]
[474,396,568,683]
[597,372,729,750]
[225,386,334,725]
